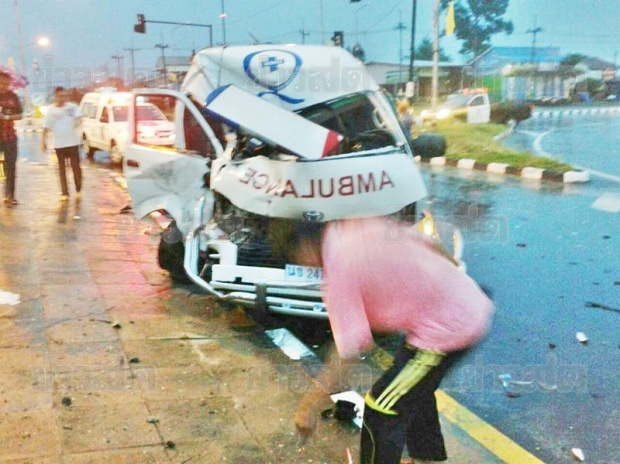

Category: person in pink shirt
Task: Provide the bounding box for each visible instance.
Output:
[293,216,494,464]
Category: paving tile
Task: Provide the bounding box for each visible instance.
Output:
[0,409,61,460]
[122,338,209,369]
[45,318,120,345]
[164,439,271,463]
[146,397,253,445]
[61,447,169,464]
[135,365,218,401]
[41,284,106,320]
[57,402,161,454]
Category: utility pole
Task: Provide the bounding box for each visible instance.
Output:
[527,19,542,63]
[431,0,440,109]
[395,13,406,92]
[111,54,124,87]
[408,0,418,100]
[220,0,227,45]
[299,29,310,44]
[123,46,141,88]
[155,40,169,86]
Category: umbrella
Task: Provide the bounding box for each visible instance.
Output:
[0,65,29,90]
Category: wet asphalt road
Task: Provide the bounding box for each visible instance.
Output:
[423,112,620,464]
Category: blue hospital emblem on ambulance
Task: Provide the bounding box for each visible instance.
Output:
[243,50,304,104]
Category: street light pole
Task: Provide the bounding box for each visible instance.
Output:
[13,0,31,121]
[220,0,227,45]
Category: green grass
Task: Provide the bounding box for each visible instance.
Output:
[422,120,575,173]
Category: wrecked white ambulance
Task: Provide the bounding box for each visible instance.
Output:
[123,44,435,319]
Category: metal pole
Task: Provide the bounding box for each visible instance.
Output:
[431,0,440,109]
[408,0,417,83]
[319,0,325,44]
[13,0,31,122]
[220,0,227,44]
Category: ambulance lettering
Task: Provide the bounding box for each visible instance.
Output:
[239,168,396,198]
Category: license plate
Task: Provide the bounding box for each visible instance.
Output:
[284,264,323,283]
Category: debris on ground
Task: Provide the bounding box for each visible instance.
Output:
[575,332,588,344]
[585,301,620,314]
[571,447,585,461]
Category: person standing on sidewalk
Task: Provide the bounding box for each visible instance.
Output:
[42,86,82,202]
[292,217,495,464]
[0,70,23,206]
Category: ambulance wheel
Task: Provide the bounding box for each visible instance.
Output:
[81,135,94,160]
[109,141,123,164]
[158,222,191,283]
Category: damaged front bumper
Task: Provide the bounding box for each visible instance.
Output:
[183,196,328,319]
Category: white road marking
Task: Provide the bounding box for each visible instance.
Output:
[591,193,620,213]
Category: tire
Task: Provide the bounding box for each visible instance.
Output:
[411,133,447,159]
[109,141,123,164]
[157,222,191,283]
[81,135,95,160]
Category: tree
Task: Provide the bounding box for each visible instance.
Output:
[561,53,588,66]
[350,43,366,62]
[440,0,513,58]
[416,37,451,62]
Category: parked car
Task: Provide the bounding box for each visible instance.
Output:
[79,91,175,163]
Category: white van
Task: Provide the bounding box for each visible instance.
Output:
[78,91,175,163]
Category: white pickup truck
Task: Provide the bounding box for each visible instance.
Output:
[422,89,491,124]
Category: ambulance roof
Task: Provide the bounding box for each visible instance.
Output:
[184,44,379,112]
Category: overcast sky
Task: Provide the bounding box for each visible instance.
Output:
[1,0,619,89]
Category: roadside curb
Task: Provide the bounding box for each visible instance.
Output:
[416,155,590,183]
[532,105,620,119]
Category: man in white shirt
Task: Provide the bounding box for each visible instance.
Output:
[42,87,82,201]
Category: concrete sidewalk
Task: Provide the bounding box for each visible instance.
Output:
[0,158,522,463]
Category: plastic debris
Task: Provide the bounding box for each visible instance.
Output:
[0,290,20,306]
[575,332,588,344]
[498,373,521,398]
[538,382,558,391]
[265,328,315,361]
[571,447,585,461]
[331,391,364,428]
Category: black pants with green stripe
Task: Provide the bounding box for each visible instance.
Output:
[360,342,466,464]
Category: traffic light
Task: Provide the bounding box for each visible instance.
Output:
[134,14,146,33]
[332,31,344,47]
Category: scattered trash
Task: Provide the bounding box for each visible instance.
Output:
[575,332,588,344]
[265,328,315,361]
[73,215,81,220]
[498,373,521,398]
[585,301,620,315]
[61,397,72,407]
[346,447,354,464]
[330,391,364,428]
[0,290,20,306]
[165,440,176,449]
[119,204,133,214]
[146,416,159,424]
[111,320,122,329]
[322,400,358,421]
[538,382,558,391]
[571,447,585,461]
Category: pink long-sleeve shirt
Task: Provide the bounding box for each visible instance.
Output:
[321,217,494,359]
